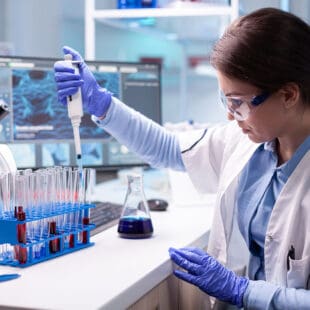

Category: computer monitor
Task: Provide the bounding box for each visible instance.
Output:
[0,56,161,170]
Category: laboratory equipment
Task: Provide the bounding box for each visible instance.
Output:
[147,198,168,211]
[16,206,27,264]
[57,54,83,166]
[118,0,157,8]
[0,99,9,121]
[0,167,95,267]
[117,173,153,239]
[59,46,113,119]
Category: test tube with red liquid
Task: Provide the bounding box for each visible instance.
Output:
[49,220,60,253]
[82,213,90,244]
[16,206,27,264]
[81,168,94,243]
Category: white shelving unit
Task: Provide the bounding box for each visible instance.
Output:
[84,0,239,121]
[85,0,239,59]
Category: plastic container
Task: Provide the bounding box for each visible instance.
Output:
[0,203,95,267]
[118,0,157,9]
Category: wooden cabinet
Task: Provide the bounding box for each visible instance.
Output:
[128,273,213,310]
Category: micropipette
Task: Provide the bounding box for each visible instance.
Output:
[62,54,84,170]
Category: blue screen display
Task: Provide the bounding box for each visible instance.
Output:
[0,56,161,169]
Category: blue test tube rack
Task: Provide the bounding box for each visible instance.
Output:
[0,203,96,268]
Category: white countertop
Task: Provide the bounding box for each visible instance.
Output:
[0,172,215,310]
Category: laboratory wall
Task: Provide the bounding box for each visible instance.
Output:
[0,0,309,124]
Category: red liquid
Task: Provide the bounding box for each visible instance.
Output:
[16,207,27,264]
[69,234,75,248]
[82,217,90,244]
[49,221,60,253]
[117,217,153,239]
[18,247,27,264]
[17,222,26,243]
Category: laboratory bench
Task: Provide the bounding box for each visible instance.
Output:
[0,171,216,310]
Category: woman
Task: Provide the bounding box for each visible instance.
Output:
[54,8,310,309]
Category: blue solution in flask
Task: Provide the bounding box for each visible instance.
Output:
[118,216,153,239]
[117,173,153,239]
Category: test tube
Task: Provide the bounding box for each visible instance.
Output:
[8,172,15,219]
[16,174,28,214]
[47,171,57,213]
[16,206,27,264]
[55,168,62,207]
[1,173,15,218]
[24,172,32,215]
[55,168,66,231]
[36,171,47,215]
[63,167,72,207]
[81,168,95,243]
[41,171,50,213]
[28,173,36,215]
[60,167,71,247]
[28,220,41,259]
[0,243,14,263]
[48,219,60,253]
[0,173,5,218]
[43,170,59,253]
[68,169,81,247]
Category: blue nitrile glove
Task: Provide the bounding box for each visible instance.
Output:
[169,247,249,308]
[54,46,112,118]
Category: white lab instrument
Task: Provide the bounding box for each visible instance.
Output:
[0,144,16,173]
[57,54,83,159]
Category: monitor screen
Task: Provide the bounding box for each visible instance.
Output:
[0,56,161,169]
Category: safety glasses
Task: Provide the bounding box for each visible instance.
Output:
[219,90,270,121]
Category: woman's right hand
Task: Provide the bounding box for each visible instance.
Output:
[53,45,112,118]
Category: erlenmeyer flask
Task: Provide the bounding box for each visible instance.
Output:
[118,173,153,239]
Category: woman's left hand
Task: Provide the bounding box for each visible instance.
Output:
[169,247,249,308]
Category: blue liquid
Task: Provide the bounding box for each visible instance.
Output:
[118,216,153,239]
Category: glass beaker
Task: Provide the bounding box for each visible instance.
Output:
[118,173,153,239]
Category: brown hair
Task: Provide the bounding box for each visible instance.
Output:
[210,8,310,104]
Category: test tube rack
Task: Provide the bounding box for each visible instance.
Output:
[0,203,96,268]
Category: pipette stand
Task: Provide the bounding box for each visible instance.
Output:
[0,203,95,267]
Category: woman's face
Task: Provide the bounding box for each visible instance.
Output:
[217,71,291,143]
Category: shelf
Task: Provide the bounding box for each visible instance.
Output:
[91,5,234,19]
[84,0,239,59]
[94,15,230,42]
[84,0,239,121]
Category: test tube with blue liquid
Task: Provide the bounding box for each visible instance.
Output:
[117,173,153,239]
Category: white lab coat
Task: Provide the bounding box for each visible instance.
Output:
[179,121,310,289]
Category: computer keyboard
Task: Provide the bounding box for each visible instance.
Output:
[90,201,124,236]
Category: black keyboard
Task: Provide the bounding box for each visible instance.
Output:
[90,201,123,236]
